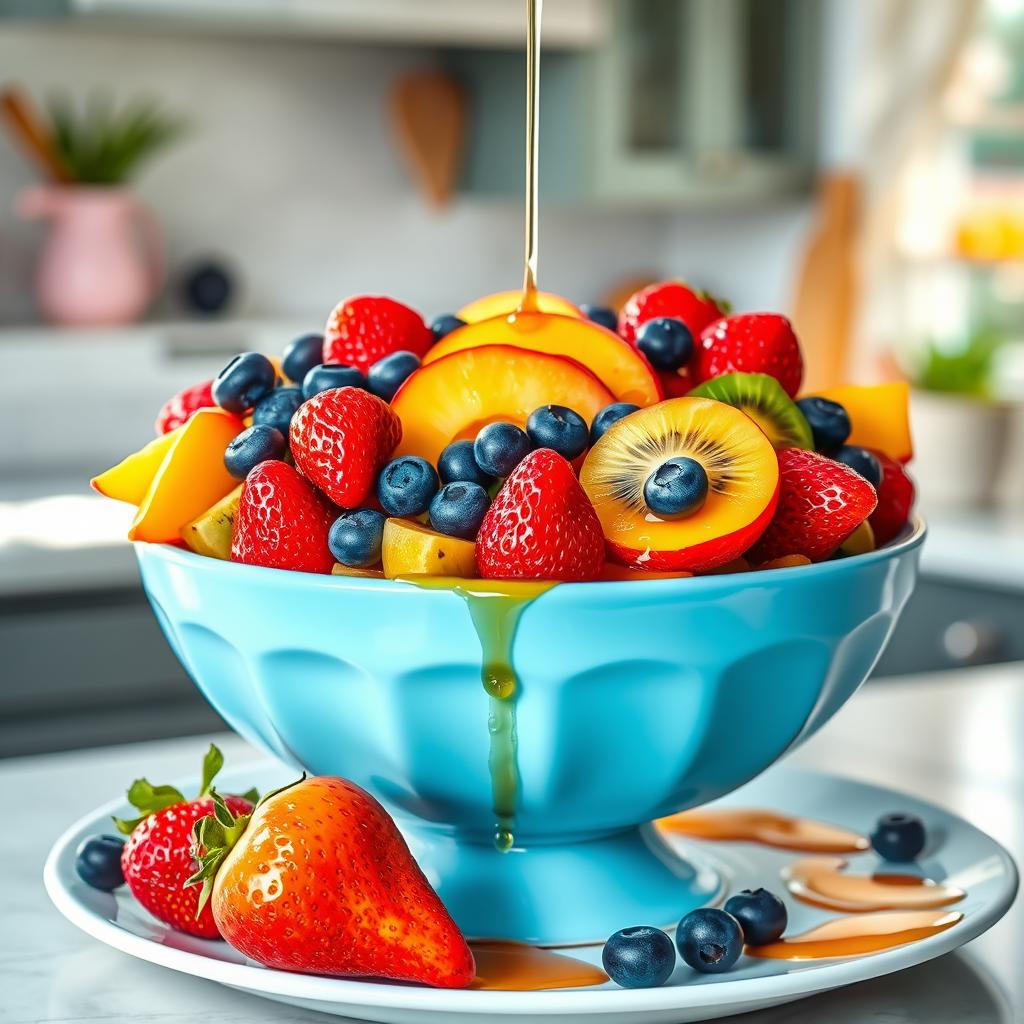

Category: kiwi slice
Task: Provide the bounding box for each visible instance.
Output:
[182,485,243,560]
[688,372,813,450]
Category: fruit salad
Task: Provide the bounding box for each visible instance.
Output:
[93,282,916,582]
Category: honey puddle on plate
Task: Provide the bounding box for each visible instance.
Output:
[658,808,870,853]
[470,941,608,990]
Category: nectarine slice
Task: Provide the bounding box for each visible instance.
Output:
[457,289,581,323]
[393,346,614,465]
[580,398,780,572]
[424,311,662,407]
[812,382,913,463]
[91,428,181,506]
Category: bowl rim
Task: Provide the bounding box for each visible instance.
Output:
[134,515,925,601]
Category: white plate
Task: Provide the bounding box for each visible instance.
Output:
[44,765,1017,1024]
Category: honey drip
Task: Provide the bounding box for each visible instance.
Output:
[519,0,542,311]
[470,941,607,991]
[658,808,870,853]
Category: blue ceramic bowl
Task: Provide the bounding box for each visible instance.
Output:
[136,518,924,945]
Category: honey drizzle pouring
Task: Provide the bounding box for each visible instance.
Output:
[518,0,542,314]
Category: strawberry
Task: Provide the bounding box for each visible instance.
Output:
[694,313,804,398]
[868,448,915,546]
[187,777,475,988]
[746,448,878,564]
[289,386,401,508]
[114,745,256,939]
[476,448,605,582]
[231,461,336,574]
[155,379,216,435]
[323,295,433,374]
[618,280,728,347]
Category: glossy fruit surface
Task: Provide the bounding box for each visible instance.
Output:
[812,382,913,463]
[526,404,590,460]
[796,396,851,454]
[619,280,726,347]
[302,363,366,399]
[182,485,242,560]
[579,303,618,332]
[367,351,421,402]
[871,812,927,861]
[282,333,324,384]
[676,908,744,974]
[643,457,708,518]
[723,888,787,946]
[456,289,580,322]
[328,509,387,568]
[252,385,303,436]
[590,402,640,445]
[834,444,883,489]
[381,518,477,578]
[323,295,432,374]
[155,379,216,435]
[636,317,693,371]
[869,449,915,545]
[474,422,533,478]
[224,424,286,479]
[428,481,491,540]
[694,314,803,398]
[91,427,180,506]
[212,352,278,413]
[838,519,876,557]
[430,314,466,341]
[602,926,676,989]
[75,835,125,891]
[437,439,494,487]
[376,456,439,517]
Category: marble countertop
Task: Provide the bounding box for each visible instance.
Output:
[3,662,1023,1024]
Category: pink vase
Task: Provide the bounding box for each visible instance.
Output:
[17,186,164,326]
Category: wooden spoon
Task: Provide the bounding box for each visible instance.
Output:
[0,85,73,183]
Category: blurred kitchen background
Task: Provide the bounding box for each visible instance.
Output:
[1,0,1023,757]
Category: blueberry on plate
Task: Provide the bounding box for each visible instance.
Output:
[252,385,304,436]
[636,317,694,371]
[796,396,850,454]
[75,834,125,892]
[723,888,787,946]
[282,332,325,385]
[212,352,277,413]
[871,812,927,861]
[644,457,708,518]
[328,509,387,568]
[834,444,882,489]
[224,424,286,479]
[437,439,494,487]
[431,314,466,342]
[676,908,744,974]
[474,422,533,478]
[429,482,490,540]
[526,405,590,460]
[368,351,421,402]
[580,304,618,333]
[377,456,440,517]
[302,364,367,400]
[590,402,640,445]
[602,925,676,989]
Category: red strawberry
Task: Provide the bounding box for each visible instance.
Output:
[659,366,693,398]
[290,386,401,508]
[868,449,915,545]
[477,448,605,582]
[188,777,475,988]
[746,448,878,564]
[695,313,804,398]
[115,745,256,939]
[323,295,433,374]
[155,379,216,434]
[618,280,728,346]
[232,461,336,574]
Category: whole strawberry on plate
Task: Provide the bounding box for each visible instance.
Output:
[695,313,804,399]
[186,776,476,988]
[114,745,256,939]
[323,295,433,375]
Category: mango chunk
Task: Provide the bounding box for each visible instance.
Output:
[182,485,243,560]
[382,519,477,579]
[812,382,913,463]
[91,427,181,506]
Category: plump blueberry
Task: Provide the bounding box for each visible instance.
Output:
[834,444,883,489]
[75,834,125,892]
[429,482,490,540]
[368,351,421,402]
[282,332,324,385]
[526,405,590,460]
[328,509,387,568]
[377,456,440,517]
[796,396,851,454]
[212,352,277,413]
[676,908,744,974]
[224,425,286,479]
[431,314,466,342]
[723,889,787,946]
[302,363,367,400]
[438,439,495,487]
[580,304,618,333]
[590,402,640,445]
[644,457,708,518]
[636,316,694,371]
[602,925,676,989]
[871,812,927,861]
[474,422,533,478]
[252,385,304,436]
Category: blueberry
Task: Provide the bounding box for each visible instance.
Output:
[252,385,304,436]
[377,456,439,517]
[526,405,590,460]
[723,889,787,946]
[224,425,286,479]
[368,351,420,402]
[580,304,618,333]
[302,363,367,400]
[834,445,882,489]
[676,908,744,974]
[212,352,277,413]
[282,332,324,385]
[871,812,927,861]
[602,925,676,989]
[796,396,851,454]
[75,834,125,892]
[636,317,693,371]
[431,314,466,342]
[437,439,495,487]
[474,422,533,478]
[328,509,386,568]
[644,457,708,518]
[429,481,490,540]
[590,402,640,445]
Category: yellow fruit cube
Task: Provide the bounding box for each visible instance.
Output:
[91,427,182,506]
[381,519,477,579]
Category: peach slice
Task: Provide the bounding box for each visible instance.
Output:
[424,311,662,407]
[457,290,581,323]
[812,382,913,463]
[91,427,182,506]
[392,345,614,465]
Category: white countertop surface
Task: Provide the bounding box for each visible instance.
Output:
[2,662,1022,1023]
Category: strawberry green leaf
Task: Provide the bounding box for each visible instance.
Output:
[240,787,260,805]
[199,744,224,797]
[184,789,251,917]
[112,778,186,831]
